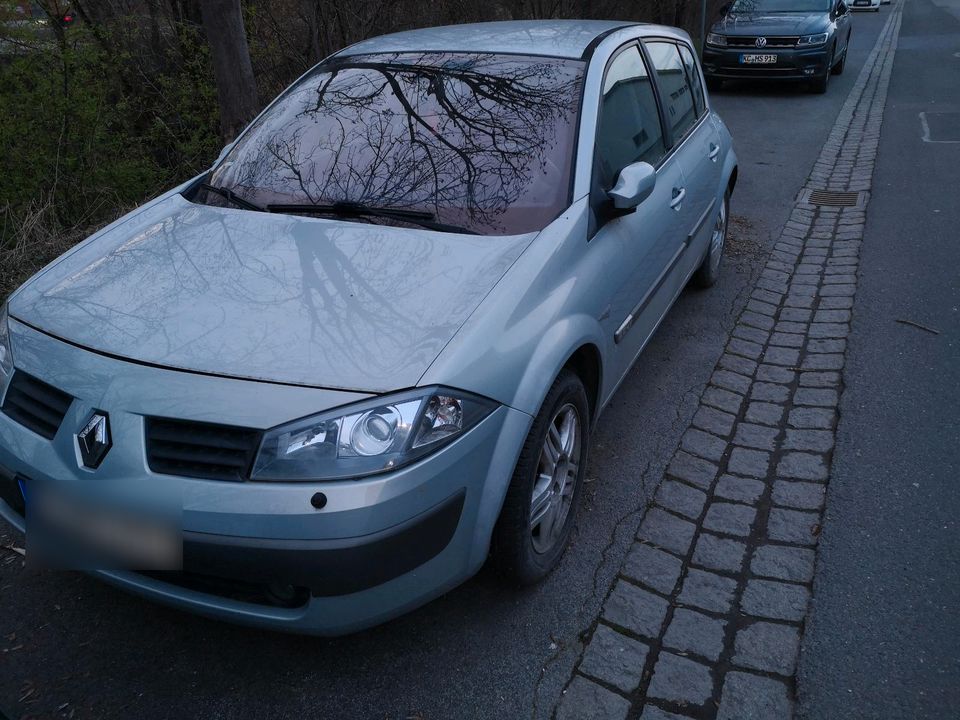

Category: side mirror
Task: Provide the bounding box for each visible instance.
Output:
[608,161,657,211]
[835,1,847,14]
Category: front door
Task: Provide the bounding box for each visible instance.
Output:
[589,43,687,384]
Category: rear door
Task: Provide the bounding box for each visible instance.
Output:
[645,39,722,285]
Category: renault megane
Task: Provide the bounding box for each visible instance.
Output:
[0,20,737,634]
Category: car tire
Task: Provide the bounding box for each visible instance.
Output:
[691,190,730,289]
[706,77,723,92]
[491,369,590,585]
[811,68,830,93]
[832,41,847,75]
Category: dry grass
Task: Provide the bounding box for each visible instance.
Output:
[0,199,127,301]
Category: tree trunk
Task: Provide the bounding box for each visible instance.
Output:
[200,0,259,142]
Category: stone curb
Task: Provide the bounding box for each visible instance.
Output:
[554,4,905,718]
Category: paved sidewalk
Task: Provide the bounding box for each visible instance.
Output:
[553,4,905,718]
[797,0,960,715]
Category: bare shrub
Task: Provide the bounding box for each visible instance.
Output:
[0,196,130,299]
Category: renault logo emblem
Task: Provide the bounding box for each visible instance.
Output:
[755,37,768,48]
[78,411,112,469]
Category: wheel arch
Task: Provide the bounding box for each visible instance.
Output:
[562,343,603,427]
[727,164,739,197]
[505,310,610,420]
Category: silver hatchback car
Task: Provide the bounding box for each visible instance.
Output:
[0,20,736,634]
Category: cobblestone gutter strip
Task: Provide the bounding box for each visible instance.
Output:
[553,5,905,719]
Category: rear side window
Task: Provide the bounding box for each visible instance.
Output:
[645,41,698,143]
[594,45,665,187]
[678,43,707,118]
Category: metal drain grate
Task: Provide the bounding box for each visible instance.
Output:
[798,189,867,207]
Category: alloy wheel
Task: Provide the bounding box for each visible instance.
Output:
[529,403,581,554]
[710,198,728,276]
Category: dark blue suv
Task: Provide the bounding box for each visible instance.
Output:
[702,0,853,93]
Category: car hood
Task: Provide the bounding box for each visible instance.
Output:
[713,12,829,36]
[9,195,535,392]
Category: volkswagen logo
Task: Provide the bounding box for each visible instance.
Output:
[78,411,112,469]
[755,37,768,48]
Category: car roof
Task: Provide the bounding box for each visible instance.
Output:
[334,20,683,61]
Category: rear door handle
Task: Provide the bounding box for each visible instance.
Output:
[670,187,686,210]
[708,143,720,161]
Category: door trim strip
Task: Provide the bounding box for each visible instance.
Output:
[615,242,685,344]
[614,197,716,345]
[688,197,717,245]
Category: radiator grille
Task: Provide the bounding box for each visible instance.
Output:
[1,371,73,439]
[145,417,261,481]
[726,35,800,48]
[142,571,309,608]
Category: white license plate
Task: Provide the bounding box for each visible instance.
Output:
[740,54,778,64]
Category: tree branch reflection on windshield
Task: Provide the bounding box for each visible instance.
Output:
[205,52,585,235]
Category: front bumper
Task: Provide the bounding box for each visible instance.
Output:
[0,320,532,634]
[702,44,833,81]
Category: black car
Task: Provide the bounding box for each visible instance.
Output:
[702,0,853,93]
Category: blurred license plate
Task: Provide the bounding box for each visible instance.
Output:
[29,484,181,569]
[741,54,778,64]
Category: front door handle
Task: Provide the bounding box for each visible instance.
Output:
[708,143,720,161]
[670,187,686,211]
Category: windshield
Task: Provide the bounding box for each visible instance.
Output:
[202,52,585,235]
[730,0,831,12]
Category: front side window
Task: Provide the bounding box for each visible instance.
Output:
[201,52,585,235]
[645,41,698,144]
[594,45,665,189]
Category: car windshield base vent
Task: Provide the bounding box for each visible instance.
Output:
[1,371,73,440]
[145,417,261,482]
[798,189,867,208]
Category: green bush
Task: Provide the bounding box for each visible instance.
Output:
[0,22,219,247]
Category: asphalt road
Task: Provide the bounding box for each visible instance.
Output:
[797,0,960,717]
[0,12,892,720]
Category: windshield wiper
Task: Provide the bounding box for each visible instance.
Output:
[200,183,267,213]
[266,201,479,235]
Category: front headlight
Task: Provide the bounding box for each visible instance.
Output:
[0,303,13,379]
[706,33,728,47]
[251,387,497,481]
[798,33,829,46]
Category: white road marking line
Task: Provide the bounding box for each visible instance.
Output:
[919,111,960,143]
